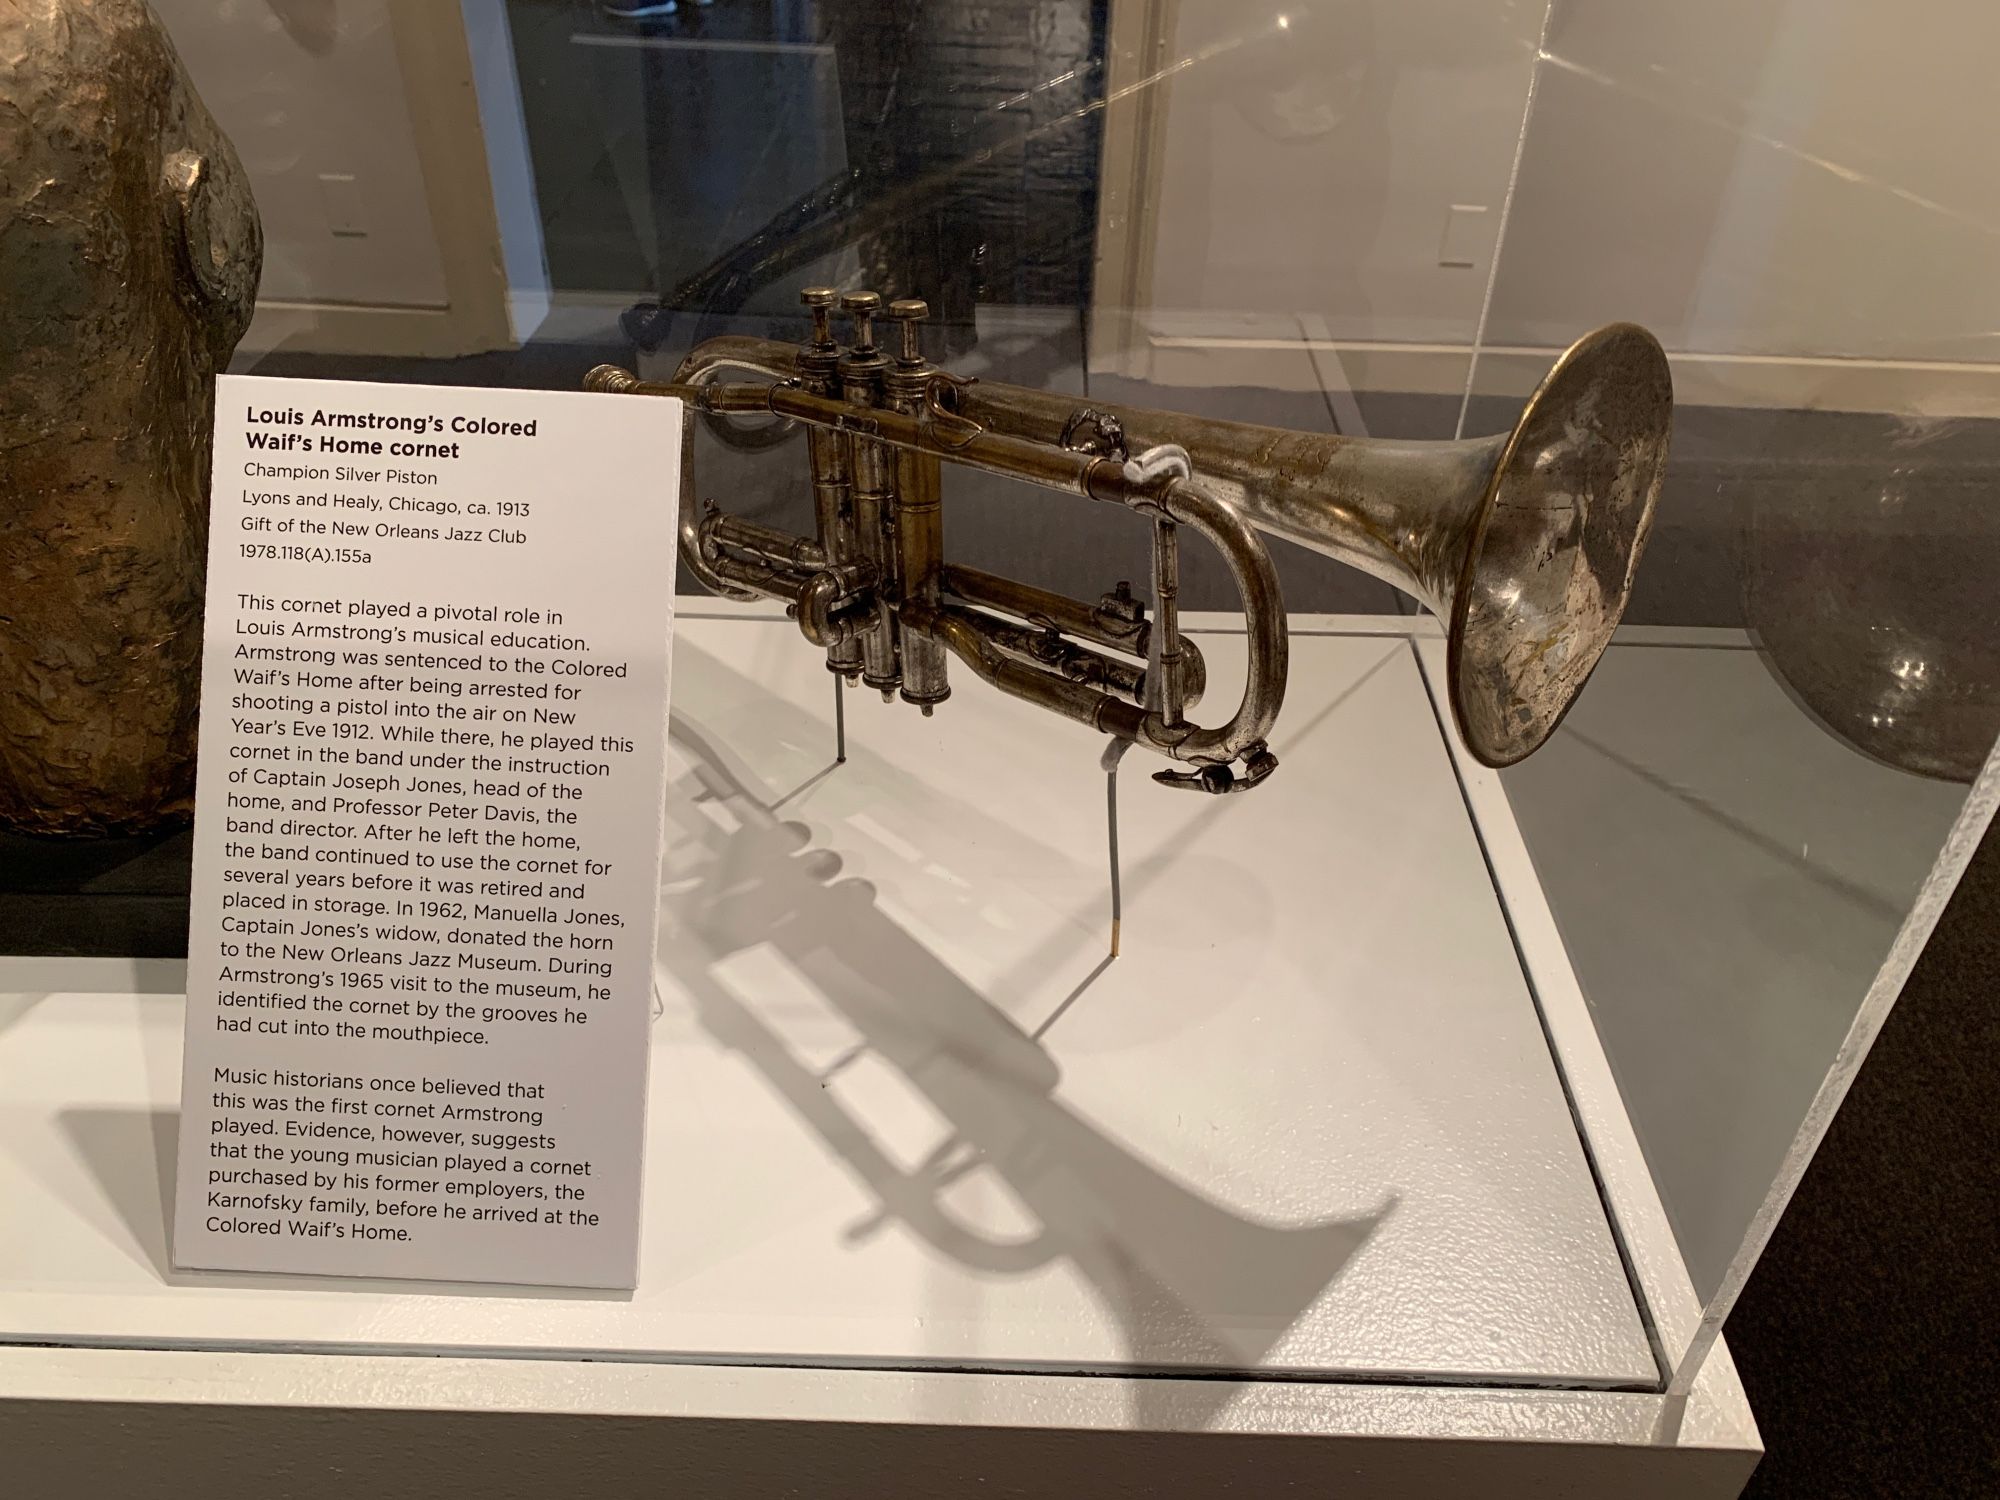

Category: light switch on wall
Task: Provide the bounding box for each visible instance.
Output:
[1439,203,1489,269]
[317,172,368,238]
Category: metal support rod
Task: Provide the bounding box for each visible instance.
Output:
[1107,768,1122,958]
[834,673,847,765]
[1099,737,1130,958]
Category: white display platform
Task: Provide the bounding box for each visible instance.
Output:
[0,611,1760,1497]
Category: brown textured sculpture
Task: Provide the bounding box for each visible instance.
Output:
[0,0,261,835]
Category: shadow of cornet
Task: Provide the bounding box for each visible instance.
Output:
[654,710,1394,1419]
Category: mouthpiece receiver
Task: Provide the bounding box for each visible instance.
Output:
[583,363,640,394]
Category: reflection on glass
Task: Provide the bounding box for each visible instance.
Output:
[1482,0,2000,1366]
[1744,417,2000,783]
[514,0,1109,354]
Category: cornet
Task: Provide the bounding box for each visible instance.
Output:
[587,289,1673,792]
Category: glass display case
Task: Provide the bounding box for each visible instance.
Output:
[4,3,1996,1493]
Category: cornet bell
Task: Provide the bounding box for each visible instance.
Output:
[1442,323,1674,765]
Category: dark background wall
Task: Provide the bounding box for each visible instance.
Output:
[1730,813,1999,1498]
[508,0,1108,332]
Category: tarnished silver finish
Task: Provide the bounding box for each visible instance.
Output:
[956,325,1675,767]
[587,299,1672,788]
[796,287,865,681]
[838,292,902,700]
[0,0,262,835]
[884,298,949,711]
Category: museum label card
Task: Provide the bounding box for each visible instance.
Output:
[173,375,680,1288]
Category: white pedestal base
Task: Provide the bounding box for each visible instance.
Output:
[0,612,1760,1496]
